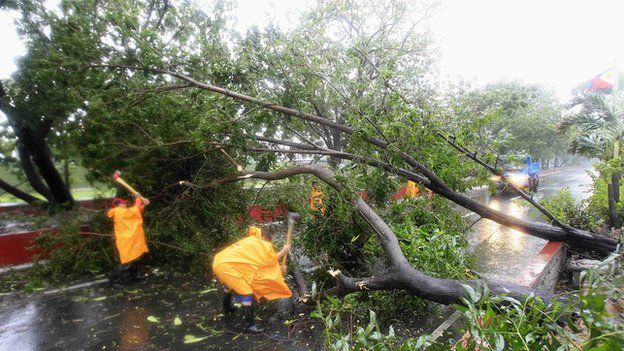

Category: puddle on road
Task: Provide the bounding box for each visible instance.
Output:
[470,196,546,281]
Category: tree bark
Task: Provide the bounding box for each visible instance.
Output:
[608,181,620,228]
[0,177,42,204]
[0,82,74,208]
[195,164,558,306]
[612,173,620,204]
[15,135,53,201]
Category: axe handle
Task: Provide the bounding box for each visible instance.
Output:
[115,177,140,195]
[281,220,294,266]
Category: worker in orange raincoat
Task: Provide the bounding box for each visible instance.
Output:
[309,181,326,215]
[405,180,421,198]
[212,225,292,334]
[108,194,150,285]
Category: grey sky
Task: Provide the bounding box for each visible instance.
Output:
[1,0,623,101]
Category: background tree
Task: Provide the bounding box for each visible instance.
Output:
[558,92,624,227]
[447,81,568,171]
[0,0,109,208]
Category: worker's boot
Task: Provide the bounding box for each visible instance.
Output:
[222,292,236,314]
[130,262,147,282]
[242,304,263,334]
[111,264,132,288]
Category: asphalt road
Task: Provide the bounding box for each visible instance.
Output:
[466,163,595,281]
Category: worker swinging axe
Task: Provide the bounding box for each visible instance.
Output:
[108,170,151,287]
[112,170,140,196]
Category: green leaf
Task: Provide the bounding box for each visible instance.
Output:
[147,316,159,323]
[183,334,208,344]
[173,316,182,325]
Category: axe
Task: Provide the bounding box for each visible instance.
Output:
[281,212,302,267]
[112,170,140,196]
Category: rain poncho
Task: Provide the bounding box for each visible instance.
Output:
[212,226,292,301]
[309,188,326,215]
[107,198,149,264]
[405,180,421,198]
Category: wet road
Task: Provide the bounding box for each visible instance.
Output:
[467,163,595,281]
[0,272,323,351]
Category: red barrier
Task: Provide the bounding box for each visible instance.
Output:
[0,229,52,266]
[247,203,288,223]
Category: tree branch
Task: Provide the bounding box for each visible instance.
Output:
[182,164,558,306]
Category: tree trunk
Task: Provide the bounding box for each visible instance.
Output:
[0,82,73,208]
[608,181,620,228]
[15,137,53,201]
[0,177,42,205]
[19,127,74,208]
[612,173,620,204]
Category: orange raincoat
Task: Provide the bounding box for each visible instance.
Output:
[310,188,326,215]
[107,199,149,264]
[405,180,421,198]
[212,226,292,301]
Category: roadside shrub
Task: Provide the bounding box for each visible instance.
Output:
[540,188,603,232]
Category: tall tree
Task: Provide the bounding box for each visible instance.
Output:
[0,0,110,207]
[559,92,624,227]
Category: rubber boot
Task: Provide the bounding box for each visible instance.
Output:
[222,292,236,314]
[242,304,263,334]
[130,262,147,282]
[111,264,132,288]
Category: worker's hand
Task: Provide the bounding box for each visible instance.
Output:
[281,264,287,274]
[141,197,151,206]
[283,244,291,253]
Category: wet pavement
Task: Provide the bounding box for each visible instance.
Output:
[467,163,595,281]
[0,272,323,351]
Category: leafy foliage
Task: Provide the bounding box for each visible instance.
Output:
[447,81,568,171]
[454,254,624,351]
[540,188,604,232]
[311,295,432,351]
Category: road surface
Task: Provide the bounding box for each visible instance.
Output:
[467,163,595,281]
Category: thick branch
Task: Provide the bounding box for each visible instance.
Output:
[0,177,43,205]
[186,164,556,305]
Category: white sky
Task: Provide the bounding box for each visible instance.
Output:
[1,0,623,101]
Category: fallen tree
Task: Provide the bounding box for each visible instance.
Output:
[97,64,618,255]
[183,163,555,305]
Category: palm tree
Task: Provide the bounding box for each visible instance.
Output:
[558,91,624,227]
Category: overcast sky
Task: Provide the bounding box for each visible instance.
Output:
[1,0,623,101]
